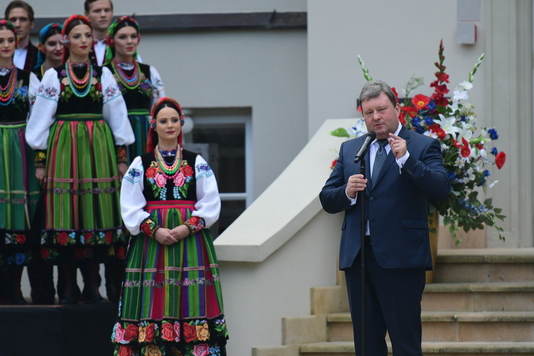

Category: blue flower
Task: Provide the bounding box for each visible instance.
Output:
[487,128,499,140]
[447,171,456,180]
[424,116,434,126]
[411,117,421,127]
[427,100,436,110]
[491,147,498,155]
[7,256,14,265]
[15,253,25,265]
[16,86,28,98]
[484,170,490,177]
[415,127,425,134]
[460,116,467,122]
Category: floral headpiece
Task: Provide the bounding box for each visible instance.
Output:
[147,97,186,152]
[35,23,63,69]
[104,16,141,65]
[0,20,19,47]
[61,15,92,63]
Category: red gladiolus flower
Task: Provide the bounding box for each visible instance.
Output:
[398,113,406,125]
[330,159,337,169]
[391,87,400,103]
[436,72,450,83]
[452,139,461,149]
[495,151,506,169]
[412,94,430,110]
[475,143,484,150]
[41,248,50,259]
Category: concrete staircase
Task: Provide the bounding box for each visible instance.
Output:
[252,249,534,356]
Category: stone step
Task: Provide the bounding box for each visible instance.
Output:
[299,341,534,355]
[327,311,534,342]
[422,282,534,311]
[434,248,534,284]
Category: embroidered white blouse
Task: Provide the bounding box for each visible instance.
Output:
[25,66,134,150]
[121,154,221,235]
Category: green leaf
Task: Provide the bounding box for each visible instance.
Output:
[330,128,350,137]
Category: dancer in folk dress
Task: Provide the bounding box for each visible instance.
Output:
[112,97,228,356]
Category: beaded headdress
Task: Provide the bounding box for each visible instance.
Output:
[0,20,19,48]
[35,23,63,69]
[147,97,186,152]
[104,16,140,65]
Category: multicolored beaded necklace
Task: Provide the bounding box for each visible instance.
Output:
[0,66,17,106]
[155,145,181,179]
[65,60,92,97]
[155,145,183,199]
[111,59,141,90]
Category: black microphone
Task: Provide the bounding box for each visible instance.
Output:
[353,131,376,163]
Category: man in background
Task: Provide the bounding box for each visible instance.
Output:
[5,0,37,70]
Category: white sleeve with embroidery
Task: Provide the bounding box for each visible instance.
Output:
[28,72,39,111]
[192,155,221,228]
[121,156,150,235]
[25,68,60,150]
[101,66,135,146]
[149,65,166,107]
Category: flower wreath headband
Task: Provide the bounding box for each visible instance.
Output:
[37,23,63,52]
[60,14,92,47]
[0,20,19,47]
[104,16,141,64]
[149,97,185,129]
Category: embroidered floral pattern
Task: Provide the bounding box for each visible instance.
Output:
[44,228,125,247]
[145,159,195,200]
[37,85,59,101]
[116,145,127,163]
[195,163,214,179]
[184,217,205,234]
[140,218,159,237]
[35,150,46,167]
[104,84,121,103]
[124,275,220,289]
[125,167,142,184]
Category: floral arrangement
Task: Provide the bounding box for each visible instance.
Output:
[332,41,506,244]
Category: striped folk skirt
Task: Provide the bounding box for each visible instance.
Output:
[127,109,150,163]
[113,200,228,356]
[41,114,125,258]
[0,121,40,266]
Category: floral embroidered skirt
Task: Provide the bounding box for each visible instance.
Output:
[112,201,228,356]
[127,109,150,164]
[40,114,126,263]
[0,121,40,266]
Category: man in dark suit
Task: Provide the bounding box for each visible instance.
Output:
[5,0,37,71]
[320,80,450,355]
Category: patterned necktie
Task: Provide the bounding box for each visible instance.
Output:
[371,139,388,187]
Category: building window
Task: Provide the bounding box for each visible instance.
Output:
[183,108,252,237]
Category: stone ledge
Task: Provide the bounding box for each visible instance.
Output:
[299,341,534,354]
[437,248,534,264]
[327,311,534,323]
[424,282,534,293]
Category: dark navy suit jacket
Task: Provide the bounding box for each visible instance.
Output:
[320,126,451,270]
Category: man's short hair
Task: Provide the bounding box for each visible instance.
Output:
[359,80,397,109]
[4,0,34,22]
[84,0,114,13]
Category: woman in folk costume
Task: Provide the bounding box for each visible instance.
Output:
[25,15,134,304]
[103,15,165,302]
[0,20,40,304]
[112,97,228,356]
[33,23,63,80]
[25,22,64,305]
[104,16,165,162]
